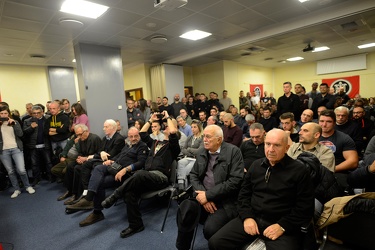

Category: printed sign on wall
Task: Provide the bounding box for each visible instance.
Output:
[322,75,360,98]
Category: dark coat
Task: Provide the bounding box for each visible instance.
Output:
[23,116,51,149]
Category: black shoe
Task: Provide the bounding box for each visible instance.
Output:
[67,198,94,210]
[64,195,77,205]
[120,226,145,238]
[65,208,79,214]
[31,178,41,187]
[101,190,121,209]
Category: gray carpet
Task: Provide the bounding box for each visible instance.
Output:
[0,180,208,250]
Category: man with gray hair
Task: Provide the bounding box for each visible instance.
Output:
[334,106,363,154]
[176,125,244,250]
[59,124,102,208]
[240,123,266,171]
[242,114,256,139]
[23,105,53,186]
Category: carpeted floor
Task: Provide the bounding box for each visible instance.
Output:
[0,180,208,250]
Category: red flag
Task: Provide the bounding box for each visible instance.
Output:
[322,75,360,98]
[249,84,263,98]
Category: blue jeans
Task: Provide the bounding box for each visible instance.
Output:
[0,147,31,190]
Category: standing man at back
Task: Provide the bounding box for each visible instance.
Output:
[277,82,301,118]
[44,101,70,151]
[171,94,187,119]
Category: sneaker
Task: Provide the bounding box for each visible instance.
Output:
[26,186,36,194]
[11,190,21,198]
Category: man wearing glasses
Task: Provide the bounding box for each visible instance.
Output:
[209,129,314,250]
[23,105,53,186]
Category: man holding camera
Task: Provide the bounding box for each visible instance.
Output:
[23,105,53,186]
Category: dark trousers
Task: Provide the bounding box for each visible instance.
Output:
[117,170,168,229]
[51,157,76,179]
[176,199,233,250]
[80,160,103,190]
[88,164,124,210]
[208,216,302,250]
[30,148,53,179]
[64,162,82,195]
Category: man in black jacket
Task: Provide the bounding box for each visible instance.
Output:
[23,105,53,185]
[101,111,180,238]
[66,127,149,226]
[277,82,301,118]
[209,129,314,250]
[176,125,244,250]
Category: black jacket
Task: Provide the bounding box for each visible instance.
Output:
[23,116,51,149]
[93,132,125,160]
[111,140,149,171]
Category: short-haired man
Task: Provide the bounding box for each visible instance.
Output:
[176,125,244,250]
[240,123,266,171]
[101,111,180,238]
[288,122,335,172]
[296,109,314,129]
[219,90,232,111]
[126,99,142,128]
[277,82,301,118]
[66,127,149,226]
[61,124,102,206]
[23,105,53,185]
[171,94,187,118]
[159,97,175,118]
[234,108,247,129]
[179,108,192,125]
[295,83,309,112]
[307,82,320,100]
[242,114,256,139]
[352,105,375,148]
[222,113,243,147]
[311,83,335,119]
[334,106,363,154]
[319,110,358,189]
[209,129,314,250]
[177,116,192,137]
[207,115,218,125]
[259,106,278,132]
[199,110,208,128]
[335,87,350,105]
[44,101,71,151]
[279,112,299,142]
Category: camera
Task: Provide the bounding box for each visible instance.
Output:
[0,117,9,122]
[156,114,164,119]
[30,117,38,123]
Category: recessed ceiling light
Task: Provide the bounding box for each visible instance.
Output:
[180,30,212,41]
[72,59,76,62]
[3,53,14,57]
[313,46,330,52]
[60,0,109,19]
[287,57,304,61]
[358,43,375,49]
[299,0,309,2]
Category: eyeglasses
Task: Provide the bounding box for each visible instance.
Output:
[33,112,42,114]
[265,167,271,183]
[75,131,87,137]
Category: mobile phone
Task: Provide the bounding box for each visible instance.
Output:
[156,114,163,119]
[30,117,38,123]
[0,117,9,122]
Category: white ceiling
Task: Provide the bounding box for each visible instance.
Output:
[0,0,374,68]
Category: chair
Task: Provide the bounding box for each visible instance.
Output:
[139,160,178,233]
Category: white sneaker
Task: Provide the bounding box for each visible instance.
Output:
[11,190,21,198]
[26,186,36,194]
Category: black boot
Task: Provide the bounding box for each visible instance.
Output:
[101,189,121,209]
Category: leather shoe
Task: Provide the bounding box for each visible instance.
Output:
[65,208,79,215]
[67,198,94,210]
[64,195,76,205]
[120,226,145,238]
[101,190,121,209]
[31,178,41,187]
[79,212,104,227]
[57,191,73,201]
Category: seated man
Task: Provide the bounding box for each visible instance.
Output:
[208,129,314,250]
[240,123,265,171]
[100,111,180,238]
[334,106,364,155]
[258,106,278,132]
[177,116,192,137]
[175,125,244,250]
[242,114,256,139]
[288,122,335,172]
[78,119,125,195]
[318,110,358,189]
[352,105,375,149]
[280,112,299,142]
[179,108,192,125]
[296,109,313,130]
[222,113,243,147]
[66,127,149,226]
[59,124,102,205]
[347,153,375,192]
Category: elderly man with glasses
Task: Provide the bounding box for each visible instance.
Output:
[240,123,266,172]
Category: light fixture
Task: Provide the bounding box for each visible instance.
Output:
[180,30,212,41]
[60,0,109,19]
[313,46,330,52]
[287,57,304,61]
[72,59,76,62]
[59,18,84,28]
[299,0,310,2]
[358,43,375,49]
